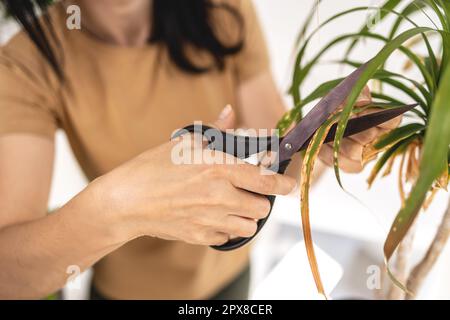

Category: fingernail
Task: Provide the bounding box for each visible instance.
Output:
[219,104,232,120]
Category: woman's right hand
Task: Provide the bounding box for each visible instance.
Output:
[86,107,297,246]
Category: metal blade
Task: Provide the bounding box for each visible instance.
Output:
[278,63,369,163]
[297,104,417,151]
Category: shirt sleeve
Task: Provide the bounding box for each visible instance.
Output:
[232,0,271,83]
[0,40,59,139]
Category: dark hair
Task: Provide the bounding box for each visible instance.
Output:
[1,0,244,77]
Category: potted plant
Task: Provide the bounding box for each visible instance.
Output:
[277,0,450,299]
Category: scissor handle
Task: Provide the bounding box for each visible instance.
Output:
[212,159,291,251]
[172,124,277,159]
[172,125,290,251]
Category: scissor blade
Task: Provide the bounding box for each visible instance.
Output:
[298,104,417,151]
[278,62,369,163]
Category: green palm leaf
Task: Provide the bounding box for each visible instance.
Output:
[373,123,425,150]
[288,0,450,295]
[368,134,420,186]
[384,62,450,271]
[332,27,435,187]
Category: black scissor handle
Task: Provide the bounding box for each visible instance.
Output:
[172,125,290,251]
[172,124,277,159]
[212,159,291,251]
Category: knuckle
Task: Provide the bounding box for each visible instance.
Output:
[234,221,257,238]
[366,128,379,141]
[184,230,200,245]
[280,176,296,194]
[203,182,232,207]
[202,177,236,208]
[210,190,230,207]
[191,215,207,227]
[259,198,272,217]
[251,197,271,218]
[203,164,226,180]
[226,191,244,207]
[244,221,258,237]
[212,234,228,246]
[206,192,222,206]
[194,231,210,245]
[258,176,276,194]
[216,183,239,207]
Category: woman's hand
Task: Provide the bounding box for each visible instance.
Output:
[318,86,402,173]
[87,107,296,246]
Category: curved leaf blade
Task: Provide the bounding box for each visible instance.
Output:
[384,62,450,264]
[374,123,425,150]
[333,27,434,187]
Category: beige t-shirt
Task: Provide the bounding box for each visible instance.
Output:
[0,1,270,299]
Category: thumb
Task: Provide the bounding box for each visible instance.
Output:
[213,104,236,131]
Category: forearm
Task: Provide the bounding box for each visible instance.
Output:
[0,189,129,299]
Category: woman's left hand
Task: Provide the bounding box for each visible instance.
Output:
[318,86,402,173]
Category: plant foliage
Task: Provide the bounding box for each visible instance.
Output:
[278,0,450,295]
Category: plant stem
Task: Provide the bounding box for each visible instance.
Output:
[387,226,415,300]
[405,195,450,299]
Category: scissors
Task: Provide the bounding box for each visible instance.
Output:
[172,63,416,251]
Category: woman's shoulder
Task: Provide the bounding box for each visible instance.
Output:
[0,30,47,84]
[0,3,65,83]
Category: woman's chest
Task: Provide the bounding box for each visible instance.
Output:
[58,53,238,176]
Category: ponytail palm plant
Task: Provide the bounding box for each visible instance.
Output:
[277,0,450,298]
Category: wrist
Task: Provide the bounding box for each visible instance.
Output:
[73,177,135,245]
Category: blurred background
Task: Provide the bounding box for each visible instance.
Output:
[1,0,449,299]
